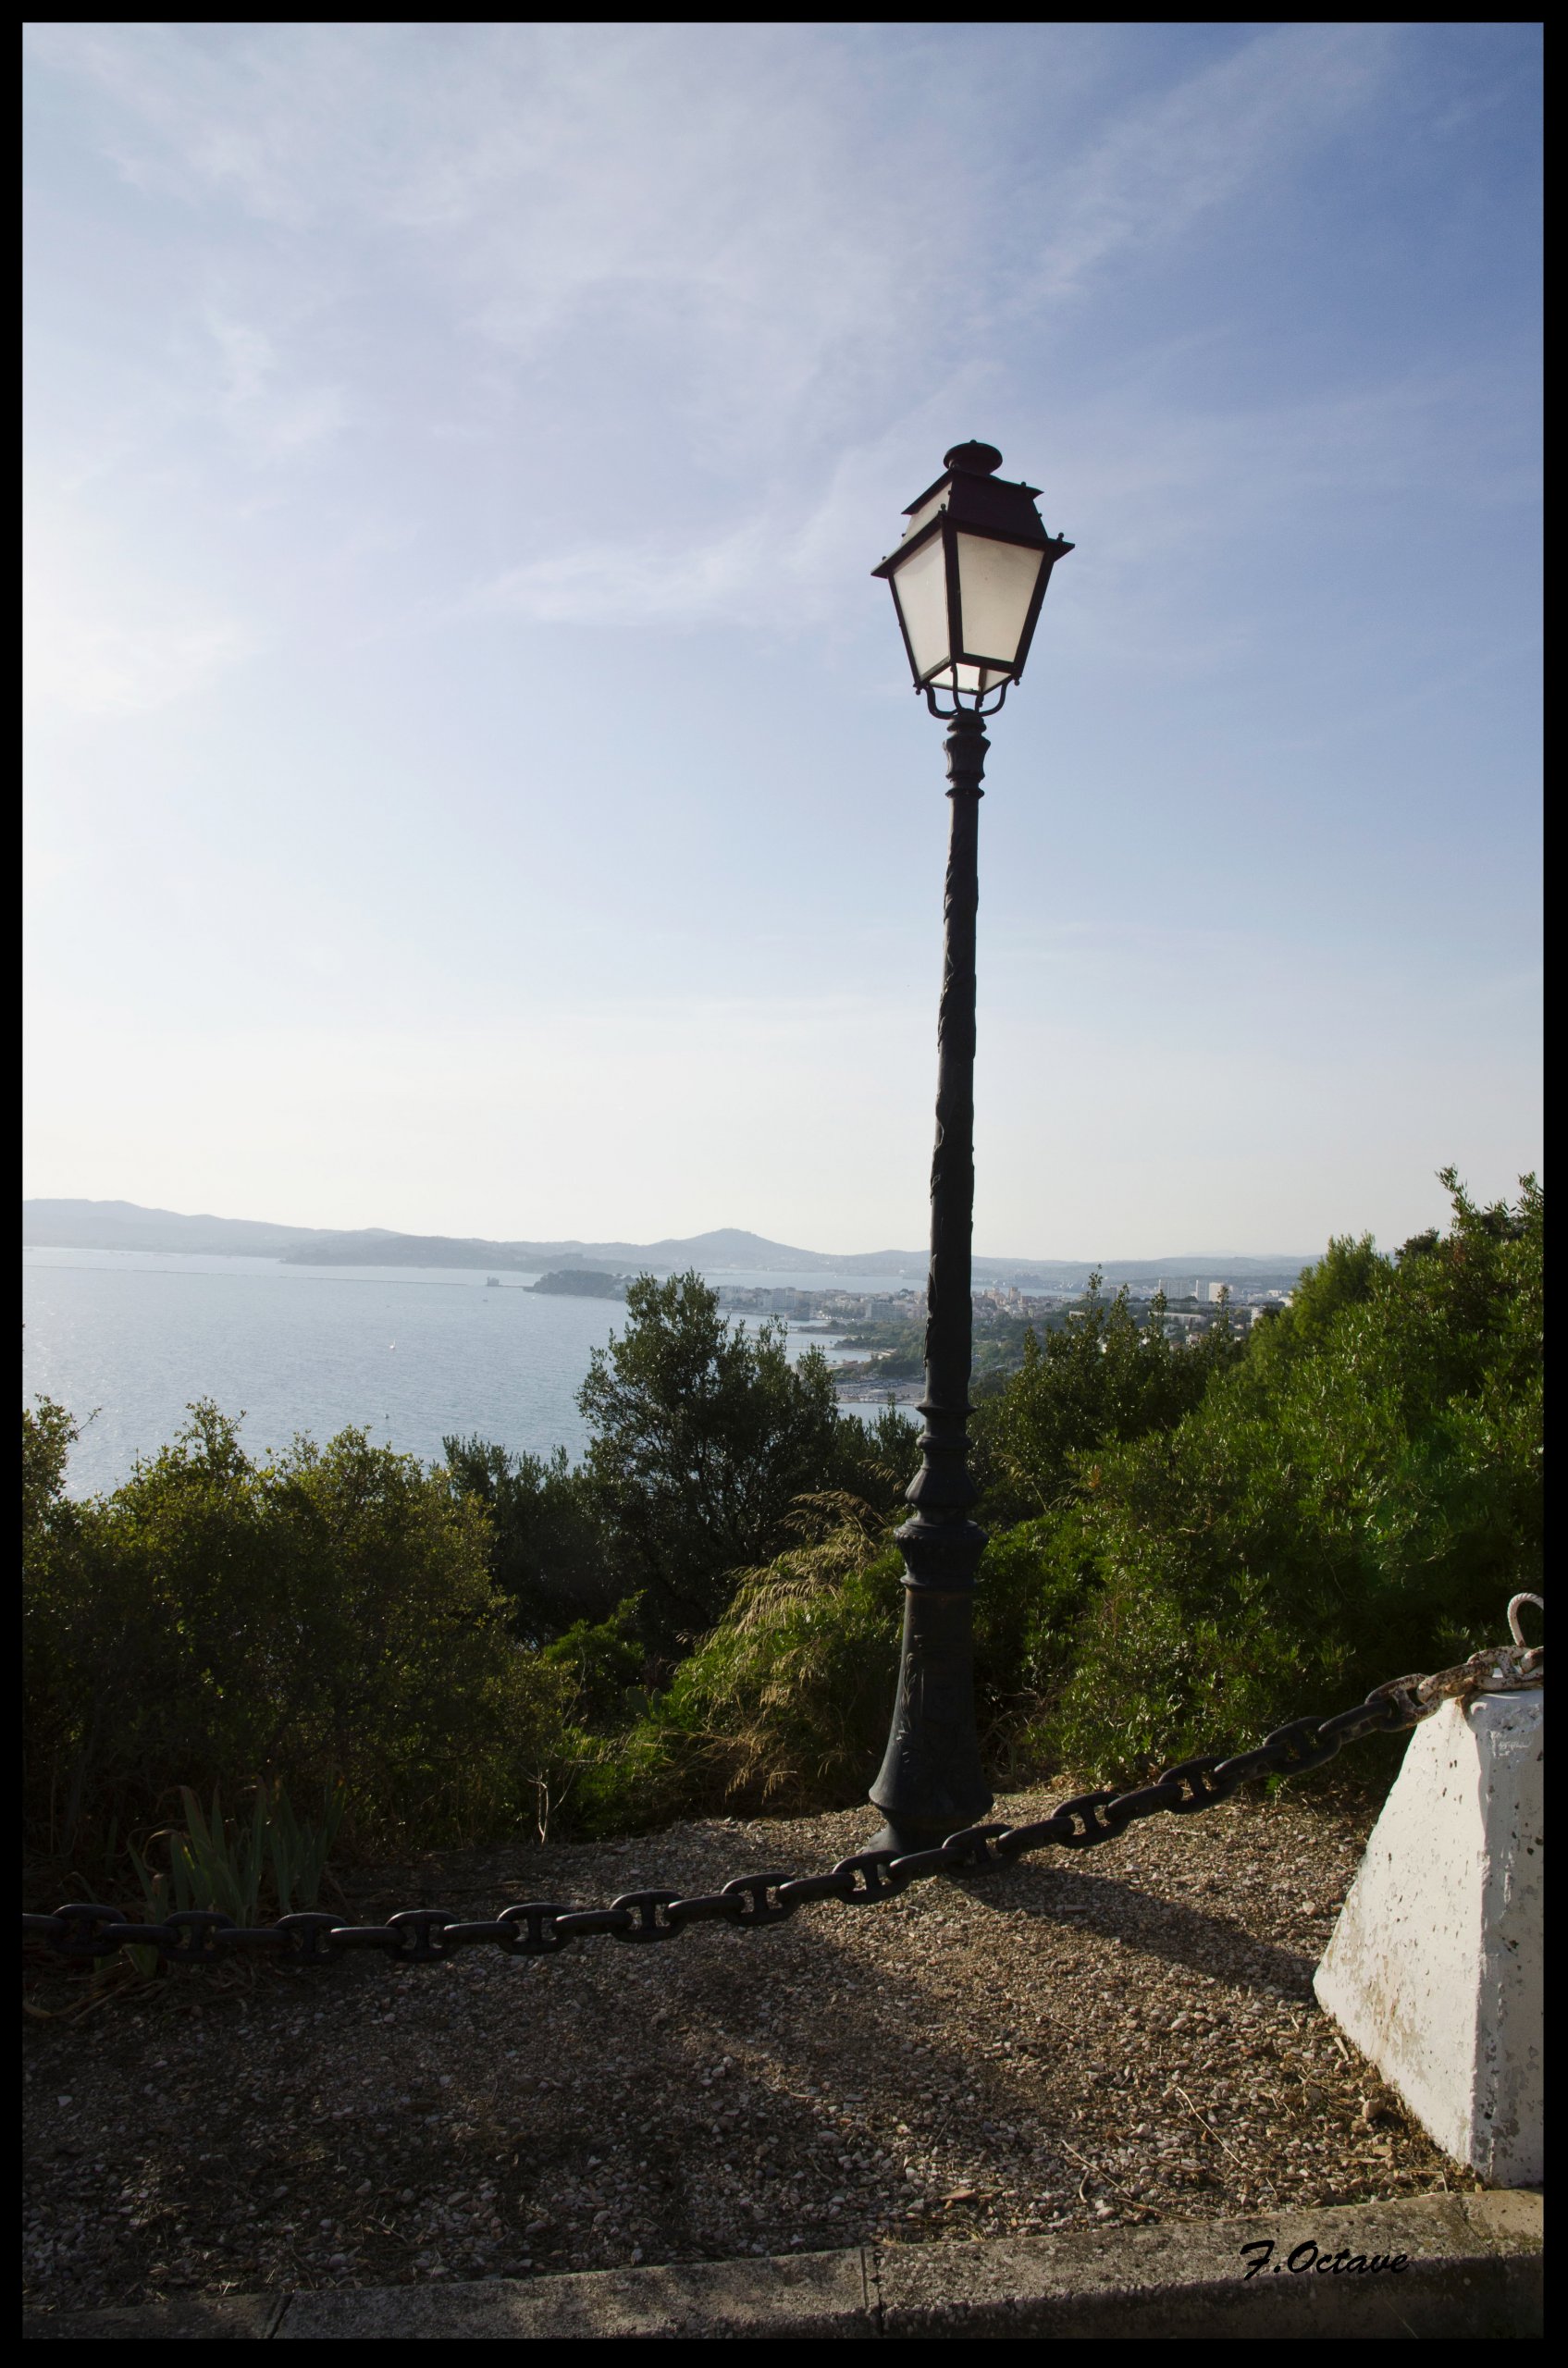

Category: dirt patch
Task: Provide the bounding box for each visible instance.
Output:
[23,1782,1477,2312]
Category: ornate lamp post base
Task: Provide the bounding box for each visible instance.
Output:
[867,1515,992,1853]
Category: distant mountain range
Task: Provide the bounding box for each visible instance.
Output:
[21,1198,1315,1294]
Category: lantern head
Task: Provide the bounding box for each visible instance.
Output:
[872,441,1072,712]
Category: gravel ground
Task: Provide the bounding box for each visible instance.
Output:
[23,1782,1478,2314]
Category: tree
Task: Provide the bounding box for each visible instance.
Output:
[575,1271,845,1634]
[441,1436,623,1643]
[23,1396,78,1543]
[823,1395,922,1523]
[971,1274,1245,1522]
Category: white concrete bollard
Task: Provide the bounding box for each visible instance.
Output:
[1314,1689,1542,2185]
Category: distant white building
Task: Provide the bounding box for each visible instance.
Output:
[1200,1279,1231,1304]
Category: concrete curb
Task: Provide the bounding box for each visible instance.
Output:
[22,2191,1542,2340]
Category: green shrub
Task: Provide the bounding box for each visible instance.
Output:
[970,1276,1246,1523]
[539,1597,651,1728]
[824,1399,923,1520]
[582,1499,906,1827]
[970,1514,1105,1780]
[577,1501,1105,1830]
[1047,1174,1543,1780]
[23,1401,573,1874]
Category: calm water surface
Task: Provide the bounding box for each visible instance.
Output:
[22,1250,907,1498]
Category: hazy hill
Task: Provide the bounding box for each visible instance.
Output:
[21,1198,332,1256]
[21,1199,1314,1293]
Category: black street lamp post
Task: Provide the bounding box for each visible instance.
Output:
[867,442,1072,1852]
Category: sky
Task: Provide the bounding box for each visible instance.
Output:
[23,22,1542,1260]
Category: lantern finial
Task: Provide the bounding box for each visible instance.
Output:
[943,441,1003,475]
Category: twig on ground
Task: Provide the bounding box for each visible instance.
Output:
[1058,2140,1161,2222]
[1174,2087,1246,2169]
[1172,2088,1278,2207]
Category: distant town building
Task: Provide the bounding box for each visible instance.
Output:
[1200,1279,1231,1304]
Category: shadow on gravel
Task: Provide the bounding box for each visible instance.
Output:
[28,1809,1431,2313]
[958,1866,1318,1997]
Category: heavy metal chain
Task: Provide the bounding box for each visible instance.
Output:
[22,1614,1541,1973]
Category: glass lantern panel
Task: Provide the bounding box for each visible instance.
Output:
[890,533,951,682]
[954,533,1045,665]
[900,490,948,544]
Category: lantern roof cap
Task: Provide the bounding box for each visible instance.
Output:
[895,442,1052,550]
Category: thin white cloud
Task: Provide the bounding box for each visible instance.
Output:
[20,22,1413,436]
[470,509,765,627]
[466,480,872,631]
[208,313,274,405]
[463,353,1528,640]
[23,22,1417,597]
[25,602,251,719]
[23,543,253,720]
[204,311,348,461]
[1019,23,1395,302]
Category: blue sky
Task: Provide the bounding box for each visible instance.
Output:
[23,22,1541,1258]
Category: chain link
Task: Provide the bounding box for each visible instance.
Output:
[22,1632,1541,1972]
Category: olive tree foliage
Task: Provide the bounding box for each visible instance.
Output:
[443,1289,917,1655]
[575,1272,855,1634]
[439,1436,623,1645]
[23,1402,565,1874]
[970,1275,1246,1523]
[1050,1173,1543,1779]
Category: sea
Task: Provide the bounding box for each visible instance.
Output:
[22,1248,916,1500]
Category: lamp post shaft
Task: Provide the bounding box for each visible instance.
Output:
[869,707,994,1849]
